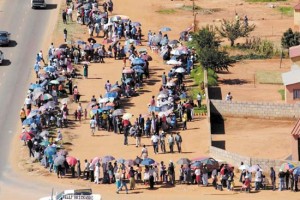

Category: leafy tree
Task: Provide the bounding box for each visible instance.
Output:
[216,19,256,46]
[189,27,221,49]
[281,28,300,49]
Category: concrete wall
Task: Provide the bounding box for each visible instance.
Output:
[210,146,300,172]
[210,99,300,120]
[294,10,300,27]
[286,82,300,104]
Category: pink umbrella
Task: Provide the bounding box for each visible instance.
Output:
[106,102,115,107]
[19,131,34,141]
[122,68,134,74]
[66,156,78,166]
[91,157,100,165]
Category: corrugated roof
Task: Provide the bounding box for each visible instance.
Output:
[289,45,300,58]
[282,70,300,85]
[295,3,300,12]
[291,119,300,136]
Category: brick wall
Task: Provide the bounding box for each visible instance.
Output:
[210,99,300,120]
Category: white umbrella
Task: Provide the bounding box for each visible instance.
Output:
[166,60,182,65]
[175,67,185,73]
[166,82,176,87]
[170,49,181,56]
[157,93,168,99]
[122,113,133,120]
[239,164,250,171]
[249,164,262,172]
[99,98,109,103]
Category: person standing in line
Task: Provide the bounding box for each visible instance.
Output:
[27,139,34,157]
[90,161,95,182]
[38,50,46,65]
[278,169,285,191]
[168,133,174,153]
[290,172,294,191]
[197,92,202,108]
[151,133,159,154]
[84,159,90,180]
[175,132,182,153]
[94,162,100,184]
[162,72,167,86]
[182,112,187,130]
[83,64,88,79]
[62,10,67,24]
[129,167,137,190]
[20,107,26,123]
[90,117,96,136]
[77,160,81,179]
[285,170,290,190]
[34,61,40,78]
[63,28,68,42]
[270,167,276,191]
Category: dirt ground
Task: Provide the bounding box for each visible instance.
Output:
[9,0,300,199]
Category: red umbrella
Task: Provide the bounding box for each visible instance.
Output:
[20,131,34,141]
[66,156,78,166]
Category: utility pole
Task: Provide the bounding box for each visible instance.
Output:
[193,0,195,16]
[194,12,198,32]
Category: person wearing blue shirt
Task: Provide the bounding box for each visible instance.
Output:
[34,62,40,78]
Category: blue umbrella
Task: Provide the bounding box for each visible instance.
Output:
[44,146,56,157]
[29,84,42,90]
[93,43,101,49]
[124,78,132,84]
[76,40,86,45]
[102,155,115,163]
[160,27,172,32]
[132,65,143,70]
[132,58,145,65]
[141,158,155,166]
[22,118,34,125]
[131,22,141,27]
[117,158,126,164]
[134,69,144,74]
[91,109,103,114]
[44,66,56,73]
[105,92,118,98]
[160,38,169,45]
[293,167,300,175]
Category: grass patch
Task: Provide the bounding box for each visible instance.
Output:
[256,71,283,84]
[180,5,202,11]
[278,89,285,100]
[277,6,293,17]
[156,9,177,14]
[179,5,221,14]
[246,0,286,2]
[190,66,218,86]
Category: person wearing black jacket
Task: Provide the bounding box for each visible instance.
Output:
[27,139,34,158]
[270,167,276,191]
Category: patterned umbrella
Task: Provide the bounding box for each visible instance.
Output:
[293,167,300,175]
[280,163,295,171]
[41,93,53,101]
[20,131,34,141]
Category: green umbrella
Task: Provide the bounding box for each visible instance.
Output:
[40,140,50,147]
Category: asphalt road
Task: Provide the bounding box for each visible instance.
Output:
[0,0,64,198]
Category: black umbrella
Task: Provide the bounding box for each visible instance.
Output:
[59,44,68,49]
[87,37,96,43]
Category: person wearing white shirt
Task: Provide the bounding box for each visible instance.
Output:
[151,134,159,154]
[24,95,32,110]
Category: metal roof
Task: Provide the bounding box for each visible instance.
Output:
[282,69,300,86]
[289,45,300,59]
[291,119,300,136]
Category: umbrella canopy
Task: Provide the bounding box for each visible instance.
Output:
[134,69,144,74]
[112,109,125,116]
[105,92,118,98]
[44,146,56,156]
[280,163,295,171]
[61,98,69,105]
[106,102,115,107]
[20,131,34,141]
[110,87,122,92]
[54,155,66,166]
[160,27,172,32]
[168,40,180,45]
[293,167,300,175]
[76,40,86,45]
[125,159,135,166]
[40,130,49,137]
[50,80,60,85]
[122,113,133,120]
[102,155,115,163]
[132,65,143,70]
[57,149,68,156]
[132,58,145,66]
[56,76,67,82]
[22,118,34,125]
[92,157,100,165]
[110,15,121,22]
[138,48,147,53]
[44,66,56,73]
[131,22,141,27]
[166,60,182,65]
[176,158,191,165]
[166,82,176,87]
[249,164,262,172]
[66,156,78,166]
[93,43,102,49]
[59,44,68,49]
[170,49,181,56]
[41,93,53,101]
[141,158,155,166]
[238,164,250,171]
[123,68,134,74]
[27,110,39,119]
[117,158,126,164]
[157,93,168,99]
[175,67,185,73]
[87,37,96,43]
[40,140,50,147]
[134,156,143,165]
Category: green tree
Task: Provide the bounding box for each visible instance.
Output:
[189,27,221,49]
[281,28,300,49]
[216,19,256,46]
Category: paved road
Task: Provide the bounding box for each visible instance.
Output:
[0,0,63,198]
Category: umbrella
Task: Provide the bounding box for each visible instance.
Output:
[131,22,141,27]
[117,158,126,164]
[124,78,133,84]
[280,163,295,171]
[138,48,147,53]
[110,15,121,22]
[87,37,96,43]
[102,106,113,111]
[157,93,168,99]
[102,39,113,44]
[239,164,250,171]
[29,83,42,90]
[134,69,144,74]
[20,131,34,141]
[170,49,181,56]
[249,164,262,172]
[102,155,115,163]
[168,40,180,45]
[175,67,185,73]
[134,156,143,165]
[22,118,34,125]
[33,87,44,93]
[54,155,66,166]
[106,102,115,107]
[125,39,138,45]
[160,27,172,32]
[44,66,56,73]
[141,158,155,166]
[122,113,133,120]
[123,68,134,74]
[110,87,121,92]
[57,149,68,156]
[191,161,202,168]
[125,159,135,166]
[93,43,102,49]
[140,54,152,61]
[76,40,86,45]
[166,82,176,87]
[44,146,57,156]
[50,80,59,85]
[166,60,182,65]
[132,58,145,65]
[66,156,78,166]
[40,140,50,147]
[80,61,90,65]
[61,98,69,105]
[27,110,39,119]
[132,65,143,70]
[99,97,109,103]
[105,92,118,98]
[293,167,300,175]
[176,158,191,165]
[112,109,125,116]
[59,44,68,49]
[39,130,49,137]
[92,157,100,165]
[41,93,53,101]
[56,76,67,82]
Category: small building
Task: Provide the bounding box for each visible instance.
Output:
[282,69,300,103]
[289,45,300,63]
[294,3,300,28]
[291,119,300,161]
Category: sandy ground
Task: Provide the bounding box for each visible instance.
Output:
[7,0,300,199]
